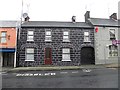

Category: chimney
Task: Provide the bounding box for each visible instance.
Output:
[24,16,30,22]
[84,11,90,23]
[72,16,76,23]
[110,13,117,20]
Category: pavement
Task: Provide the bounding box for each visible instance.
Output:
[1,63,119,72]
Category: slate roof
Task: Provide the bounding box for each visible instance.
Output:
[0,21,20,27]
[88,18,118,27]
[21,21,93,28]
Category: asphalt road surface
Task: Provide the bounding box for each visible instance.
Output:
[2,67,118,88]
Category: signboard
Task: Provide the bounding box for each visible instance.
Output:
[112,40,120,45]
[0,48,15,52]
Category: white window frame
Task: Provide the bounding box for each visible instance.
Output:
[63,31,70,42]
[84,31,91,42]
[109,29,116,40]
[25,48,34,61]
[27,30,34,41]
[62,48,71,61]
[109,45,118,57]
[45,30,52,42]
[0,31,7,43]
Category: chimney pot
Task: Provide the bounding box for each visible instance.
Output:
[72,16,76,23]
[110,13,117,20]
[84,11,90,23]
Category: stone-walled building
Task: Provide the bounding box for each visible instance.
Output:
[17,21,95,67]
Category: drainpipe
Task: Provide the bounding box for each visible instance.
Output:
[14,22,19,68]
[104,45,106,64]
[14,51,16,68]
[14,27,17,68]
[0,52,3,67]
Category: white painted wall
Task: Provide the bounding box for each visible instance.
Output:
[95,27,118,64]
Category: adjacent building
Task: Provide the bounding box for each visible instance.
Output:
[85,11,119,64]
[0,21,18,67]
[17,19,95,67]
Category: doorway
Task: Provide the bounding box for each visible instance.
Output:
[3,52,14,67]
[81,47,95,65]
[44,48,52,65]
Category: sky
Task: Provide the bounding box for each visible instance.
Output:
[0,0,119,22]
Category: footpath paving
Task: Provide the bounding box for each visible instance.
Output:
[1,63,119,72]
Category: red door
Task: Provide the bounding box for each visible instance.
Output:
[44,48,52,65]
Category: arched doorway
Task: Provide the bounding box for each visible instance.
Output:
[81,47,95,65]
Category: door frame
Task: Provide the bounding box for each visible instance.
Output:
[44,48,52,65]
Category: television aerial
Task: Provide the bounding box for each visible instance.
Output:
[23,13,28,19]
[22,13,30,21]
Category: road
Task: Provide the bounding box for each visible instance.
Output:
[2,67,118,88]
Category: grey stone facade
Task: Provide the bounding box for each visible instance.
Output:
[17,24,94,67]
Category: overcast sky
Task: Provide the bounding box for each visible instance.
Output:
[0,0,119,22]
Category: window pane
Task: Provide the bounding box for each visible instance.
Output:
[28,36,33,41]
[46,31,51,35]
[109,46,112,50]
[26,54,34,60]
[63,36,69,40]
[1,38,7,43]
[27,48,34,53]
[109,45,118,56]
[45,36,51,41]
[110,29,115,34]
[84,36,89,41]
[84,32,89,36]
[62,54,70,60]
[109,29,115,39]
[109,51,112,56]
[28,31,33,35]
[63,31,69,35]
[63,48,70,53]
[1,32,7,37]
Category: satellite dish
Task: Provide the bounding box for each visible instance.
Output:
[23,13,28,18]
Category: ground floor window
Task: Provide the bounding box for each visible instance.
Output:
[109,45,118,57]
[62,48,71,61]
[25,48,34,61]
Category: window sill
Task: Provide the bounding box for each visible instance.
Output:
[110,38,116,40]
[1,43,7,45]
[25,60,34,61]
[63,40,70,42]
[108,56,118,58]
[62,60,71,61]
[83,41,91,42]
[45,40,52,42]
[27,40,34,42]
